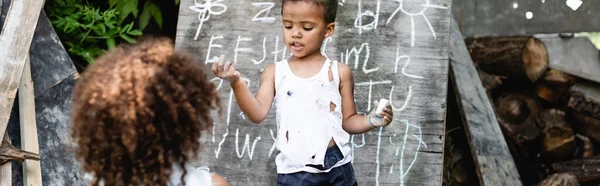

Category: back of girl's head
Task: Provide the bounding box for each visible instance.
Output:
[71,37,221,186]
[282,0,338,23]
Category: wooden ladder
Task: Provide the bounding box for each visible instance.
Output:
[0,0,47,185]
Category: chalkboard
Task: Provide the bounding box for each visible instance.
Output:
[453,0,600,37]
[175,1,452,185]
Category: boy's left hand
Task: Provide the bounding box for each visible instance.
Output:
[368,100,394,128]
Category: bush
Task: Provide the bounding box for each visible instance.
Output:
[45,0,179,71]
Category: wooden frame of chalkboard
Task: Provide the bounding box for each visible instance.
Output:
[175,1,452,185]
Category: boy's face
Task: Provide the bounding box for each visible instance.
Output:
[282,1,334,59]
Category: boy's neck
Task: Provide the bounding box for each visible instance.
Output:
[289,50,327,65]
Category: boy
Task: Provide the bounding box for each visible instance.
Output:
[212,0,394,185]
[71,37,229,186]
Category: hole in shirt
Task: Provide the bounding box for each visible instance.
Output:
[286,130,289,143]
[330,102,336,112]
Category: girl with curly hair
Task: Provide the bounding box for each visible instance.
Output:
[71,37,229,186]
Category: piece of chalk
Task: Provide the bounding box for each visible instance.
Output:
[375,98,388,117]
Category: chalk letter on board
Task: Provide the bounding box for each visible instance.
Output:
[356,80,393,111]
[320,37,333,58]
[388,85,413,111]
[354,0,381,34]
[253,37,268,65]
[394,47,424,79]
[235,128,262,160]
[205,35,224,64]
[343,43,378,74]
[268,129,277,158]
[190,0,228,40]
[251,2,276,23]
[271,36,288,63]
[234,35,253,64]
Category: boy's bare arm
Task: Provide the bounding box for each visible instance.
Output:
[338,63,393,134]
[230,64,275,124]
[212,56,275,124]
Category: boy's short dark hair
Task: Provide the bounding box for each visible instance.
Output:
[282,0,338,24]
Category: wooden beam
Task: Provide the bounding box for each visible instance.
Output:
[0,0,45,146]
[0,133,11,186]
[448,18,523,186]
[539,36,600,84]
[19,56,42,186]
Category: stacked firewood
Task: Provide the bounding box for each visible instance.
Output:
[466,36,600,186]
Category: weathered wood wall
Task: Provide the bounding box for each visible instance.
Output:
[175,0,452,185]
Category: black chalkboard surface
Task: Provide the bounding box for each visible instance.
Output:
[175,0,452,185]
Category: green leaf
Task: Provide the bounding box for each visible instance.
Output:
[175,0,180,5]
[97,23,106,35]
[109,0,119,8]
[139,1,163,30]
[120,35,136,43]
[107,38,116,49]
[116,0,139,22]
[128,30,143,36]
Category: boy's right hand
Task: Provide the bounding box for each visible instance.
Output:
[211,55,241,83]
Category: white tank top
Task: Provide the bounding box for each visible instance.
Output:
[273,59,352,174]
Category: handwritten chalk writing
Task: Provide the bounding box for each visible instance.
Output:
[354,0,381,34]
[235,128,262,160]
[235,35,254,64]
[321,37,333,58]
[205,35,224,64]
[375,127,383,186]
[190,0,228,40]
[340,43,379,74]
[398,120,426,186]
[252,2,276,23]
[214,78,250,159]
[350,134,366,161]
[210,77,224,143]
[268,129,277,158]
[271,36,289,63]
[386,0,448,47]
[214,87,233,159]
[394,46,424,79]
[356,80,393,110]
[253,37,268,64]
[389,85,413,111]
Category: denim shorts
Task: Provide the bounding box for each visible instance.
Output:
[277,145,358,186]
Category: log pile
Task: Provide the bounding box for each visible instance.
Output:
[466,36,600,185]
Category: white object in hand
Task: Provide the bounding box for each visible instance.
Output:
[375,98,388,117]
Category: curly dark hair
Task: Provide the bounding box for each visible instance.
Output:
[71,37,221,186]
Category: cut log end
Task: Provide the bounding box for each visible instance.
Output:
[496,92,541,141]
[538,109,575,163]
[523,37,550,82]
[536,70,576,104]
[467,36,549,82]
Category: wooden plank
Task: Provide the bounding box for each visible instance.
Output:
[5,11,86,185]
[19,57,42,186]
[448,19,522,186]
[538,36,600,84]
[0,133,11,186]
[175,1,452,185]
[453,0,600,37]
[0,0,44,146]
